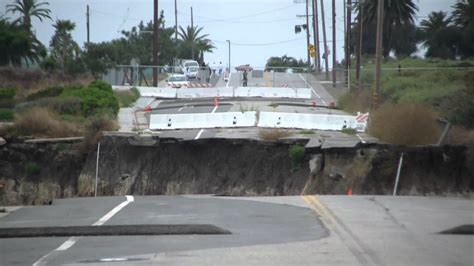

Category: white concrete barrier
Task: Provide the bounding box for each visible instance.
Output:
[136,86,177,98]
[149,111,257,130]
[257,112,367,132]
[234,87,311,99]
[115,86,311,99]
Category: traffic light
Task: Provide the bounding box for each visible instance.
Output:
[295,25,301,34]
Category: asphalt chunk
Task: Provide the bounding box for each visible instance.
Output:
[0,224,231,238]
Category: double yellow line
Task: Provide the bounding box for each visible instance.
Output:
[302,195,337,227]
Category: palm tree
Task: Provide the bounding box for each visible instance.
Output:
[178,25,213,61]
[420,11,460,59]
[356,0,418,57]
[6,0,51,34]
[452,0,473,28]
[452,0,474,58]
[50,20,79,71]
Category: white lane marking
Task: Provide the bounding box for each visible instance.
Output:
[32,196,134,266]
[298,73,328,105]
[194,129,204,140]
[356,134,366,144]
[56,237,79,251]
[93,195,134,226]
[226,72,232,87]
[177,103,188,112]
[194,106,218,140]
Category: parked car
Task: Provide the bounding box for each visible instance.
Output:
[181,60,199,73]
[166,74,189,88]
[185,66,199,79]
[235,64,253,72]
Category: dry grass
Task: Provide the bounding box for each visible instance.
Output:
[81,114,118,152]
[445,126,474,145]
[13,107,81,138]
[369,103,441,145]
[0,67,93,100]
[259,129,293,140]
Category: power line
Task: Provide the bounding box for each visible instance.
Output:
[177,3,297,23]
[210,37,306,46]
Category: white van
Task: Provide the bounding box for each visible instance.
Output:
[181,60,199,73]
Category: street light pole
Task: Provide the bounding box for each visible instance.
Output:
[153,0,159,87]
[373,0,384,109]
[226,40,231,72]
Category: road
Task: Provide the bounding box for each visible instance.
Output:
[1,195,472,265]
[116,72,374,147]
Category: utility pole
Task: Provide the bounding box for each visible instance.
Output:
[305,0,311,70]
[153,0,159,87]
[320,0,329,80]
[86,5,90,45]
[356,0,364,87]
[174,0,178,42]
[346,0,352,90]
[312,0,320,72]
[373,0,384,109]
[191,6,194,60]
[226,40,231,71]
[332,0,336,87]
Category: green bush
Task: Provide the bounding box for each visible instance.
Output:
[289,144,305,170]
[0,108,14,121]
[0,88,16,100]
[89,80,113,93]
[26,86,64,101]
[26,163,41,175]
[62,83,119,116]
[35,97,82,115]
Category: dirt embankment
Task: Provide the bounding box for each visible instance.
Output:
[0,135,473,205]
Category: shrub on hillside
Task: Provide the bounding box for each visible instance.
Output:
[14,107,80,138]
[62,82,119,116]
[115,88,140,107]
[0,108,14,121]
[289,144,305,170]
[369,104,441,145]
[81,114,117,152]
[0,88,16,100]
[26,86,64,101]
[337,89,372,114]
[89,80,113,93]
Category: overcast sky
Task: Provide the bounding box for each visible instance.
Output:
[1,0,458,68]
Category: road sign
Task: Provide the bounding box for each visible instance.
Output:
[309,44,315,53]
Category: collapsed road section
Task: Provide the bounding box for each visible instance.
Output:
[0,133,472,205]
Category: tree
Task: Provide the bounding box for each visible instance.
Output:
[452,0,474,58]
[83,42,113,78]
[0,19,31,66]
[6,0,51,34]
[50,20,80,73]
[265,55,308,72]
[355,0,419,57]
[178,25,214,62]
[420,11,461,59]
[6,0,51,65]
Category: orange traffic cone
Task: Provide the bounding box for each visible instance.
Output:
[347,187,353,196]
[143,105,152,112]
[214,96,218,107]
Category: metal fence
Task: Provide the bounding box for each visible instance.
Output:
[102,65,217,86]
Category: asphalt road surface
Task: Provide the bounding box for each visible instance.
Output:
[1,195,472,265]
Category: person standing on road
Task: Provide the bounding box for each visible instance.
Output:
[242,70,248,87]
